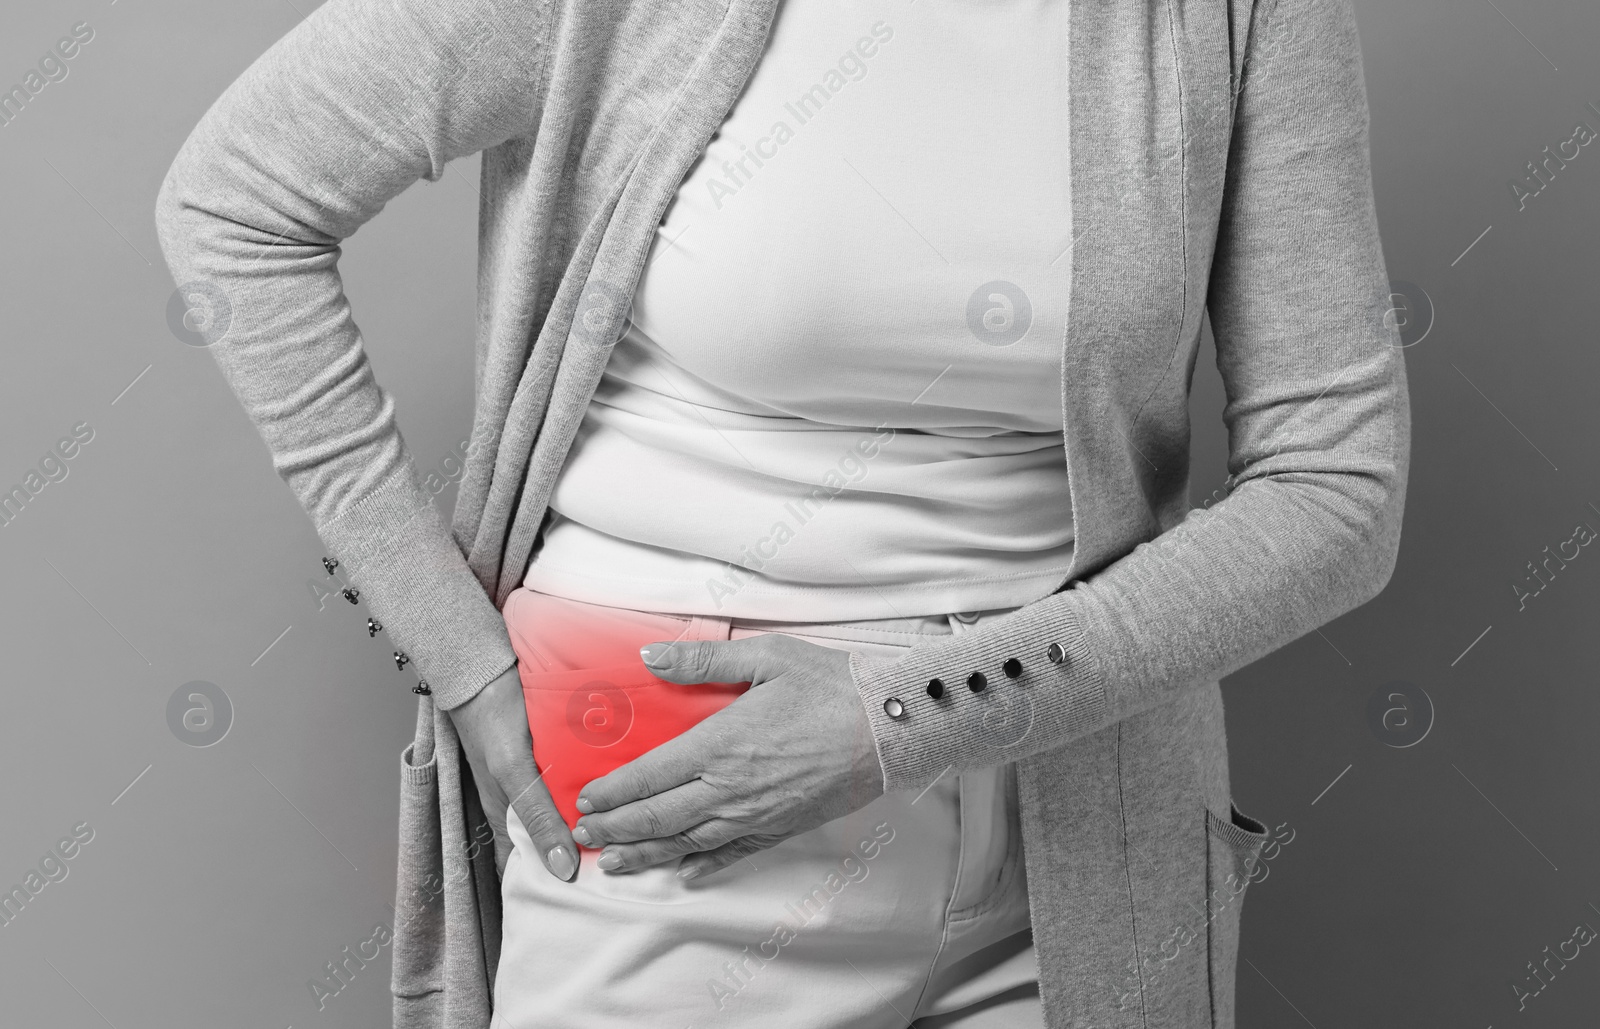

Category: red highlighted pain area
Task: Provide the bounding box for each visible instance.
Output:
[503,590,749,840]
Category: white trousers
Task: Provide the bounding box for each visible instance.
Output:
[493,592,1040,1028]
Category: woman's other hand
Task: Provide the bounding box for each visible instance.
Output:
[571,634,886,879]
[447,665,579,882]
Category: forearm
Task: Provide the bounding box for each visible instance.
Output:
[849,454,1407,791]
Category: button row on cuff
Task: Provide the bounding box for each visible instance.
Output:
[324,556,432,698]
[882,642,1071,721]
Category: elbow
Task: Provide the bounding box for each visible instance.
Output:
[1354,457,1410,608]
[1349,381,1413,607]
[153,115,234,269]
[1299,447,1409,612]
[1368,406,1413,603]
[152,167,183,256]
[1360,518,1402,606]
[152,143,201,269]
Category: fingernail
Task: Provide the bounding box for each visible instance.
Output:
[576,796,594,814]
[571,824,593,847]
[546,845,577,881]
[676,863,700,881]
[640,643,667,666]
[597,850,622,871]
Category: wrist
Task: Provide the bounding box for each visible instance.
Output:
[448,660,521,725]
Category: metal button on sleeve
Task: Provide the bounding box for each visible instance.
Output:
[883,697,907,719]
[1002,658,1023,678]
[967,671,987,692]
[1046,643,1068,665]
[926,678,945,700]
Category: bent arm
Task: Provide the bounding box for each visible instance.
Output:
[154,0,550,707]
[849,0,1411,790]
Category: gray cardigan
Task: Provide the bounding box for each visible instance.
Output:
[153,0,1409,1025]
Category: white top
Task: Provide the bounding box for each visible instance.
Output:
[523,0,1075,620]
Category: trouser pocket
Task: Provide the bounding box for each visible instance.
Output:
[1203,803,1269,1028]
[517,662,749,836]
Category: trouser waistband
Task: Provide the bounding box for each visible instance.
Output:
[711,605,1020,646]
[525,585,1024,648]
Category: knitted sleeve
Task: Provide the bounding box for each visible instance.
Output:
[849,0,1411,790]
[153,0,553,708]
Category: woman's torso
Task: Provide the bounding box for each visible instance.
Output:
[508,7,1069,999]
[524,0,1075,621]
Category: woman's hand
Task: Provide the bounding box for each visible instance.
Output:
[570,634,886,879]
[447,665,580,882]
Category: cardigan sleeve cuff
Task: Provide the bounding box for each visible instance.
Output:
[848,603,1109,792]
[317,466,517,711]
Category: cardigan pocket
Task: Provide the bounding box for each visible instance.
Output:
[1203,803,1268,1029]
[392,741,446,1002]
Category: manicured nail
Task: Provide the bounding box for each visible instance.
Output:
[597,850,622,871]
[571,824,594,847]
[676,863,701,881]
[576,796,594,814]
[640,643,667,666]
[546,845,576,881]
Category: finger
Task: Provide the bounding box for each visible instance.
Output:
[576,722,713,815]
[593,818,747,874]
[575,778,723,847]
[492,743,580,883]
[638,632,807,687]
[676,834,790,881]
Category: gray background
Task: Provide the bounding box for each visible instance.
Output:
[1,0,1596,1025]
